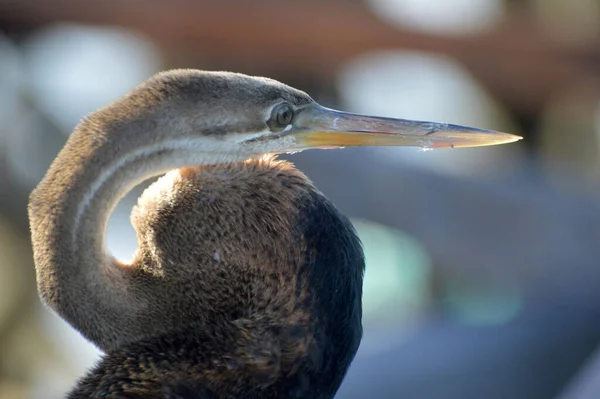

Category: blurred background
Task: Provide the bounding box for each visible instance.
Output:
[1,0,600,398]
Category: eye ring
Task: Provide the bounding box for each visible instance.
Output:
[269,103,294,131]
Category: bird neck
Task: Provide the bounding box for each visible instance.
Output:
[29,111,251,349]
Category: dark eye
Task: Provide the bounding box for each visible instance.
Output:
[269,103,294,131]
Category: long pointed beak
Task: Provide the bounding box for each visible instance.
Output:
[289,104,521,150]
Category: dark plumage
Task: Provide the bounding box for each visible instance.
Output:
[68,160,364,398]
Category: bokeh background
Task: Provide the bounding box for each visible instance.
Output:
[1,1,600,398]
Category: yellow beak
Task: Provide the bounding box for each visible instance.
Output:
[289,104,521,150]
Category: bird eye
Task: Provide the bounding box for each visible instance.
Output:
[269,103,294,131]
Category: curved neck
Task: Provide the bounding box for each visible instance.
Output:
[29,116,258,349]
[74,141,246,264]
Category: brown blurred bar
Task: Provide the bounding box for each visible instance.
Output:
[1,0,600,114]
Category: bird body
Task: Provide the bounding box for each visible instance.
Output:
[68,159,364,398]
[28,69,520,397]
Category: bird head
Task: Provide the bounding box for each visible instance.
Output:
[124,69,520,159]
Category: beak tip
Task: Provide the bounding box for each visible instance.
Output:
[505,133,523,143]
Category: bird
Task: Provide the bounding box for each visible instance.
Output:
[28,69,520,398]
